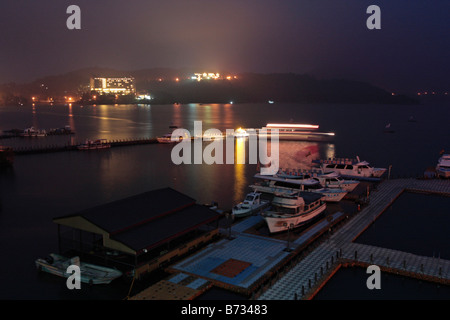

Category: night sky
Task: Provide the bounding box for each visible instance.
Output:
[0,0,448,93]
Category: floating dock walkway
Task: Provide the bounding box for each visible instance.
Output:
[257,178,450,300]
[131,209,348,299]
[12,137,158,155]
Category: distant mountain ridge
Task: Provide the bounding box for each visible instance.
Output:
[0,67,418,105]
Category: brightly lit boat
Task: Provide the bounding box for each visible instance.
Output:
[250,174,348,202]
[233,127,249,138]
[436,154,450,178]
[261,191,326,233]
[276,169,359,192]
[257,123,335,142]
[157,133,184,144]
[77,139,111,150]
[35,254,122,285]
[312,156,386,180]
[232,191,270,218]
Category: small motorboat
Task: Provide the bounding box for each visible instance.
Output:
[436,154,450,178]
[77,139,111,150]
[35,253,123,285]
[157,133,183,144]
[157,123,188,143]
[384,123,395,133]
[20,127,47,137]
[232,192,270,218]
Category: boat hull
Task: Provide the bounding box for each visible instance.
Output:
[232,201,270,218]
[262,203,326,233]
[250,184,346,202]
[35,254,122,285]
[436,167,450,178]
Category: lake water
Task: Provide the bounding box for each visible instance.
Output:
[0,101,448,299]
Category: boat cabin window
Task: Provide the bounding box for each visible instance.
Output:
[305,184,322,190]
[345,165,353,170]
[359,165,369,169]
[245,195,255,201]
[336,164,346,169]
[274,181,301,189]
[326,164,336,169]
[273,205,297,214]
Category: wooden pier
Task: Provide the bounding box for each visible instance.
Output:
[12,137,158,155]
[258,178,450,300]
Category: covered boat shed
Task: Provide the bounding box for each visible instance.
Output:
[53,187,222,278]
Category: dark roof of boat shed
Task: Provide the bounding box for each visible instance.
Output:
[53,187,221,254]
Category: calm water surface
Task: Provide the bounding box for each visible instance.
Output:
[0,102,448,299]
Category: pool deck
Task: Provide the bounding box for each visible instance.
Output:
[257,178,450,300]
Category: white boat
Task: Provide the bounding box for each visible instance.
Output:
[20,127,47,137]
[233,127,249,138]
[257,123,335,142]
[77,139,111,150]
[384,123,395,133]
[232,192,270,218]
[261,191,326,233]
[250,174,348,202]
[157,133,183,144]
[436,154,450,178]
[312,156,386,180]
[157,124,189,143]
[35,253,123,285]
[277,169,359,192]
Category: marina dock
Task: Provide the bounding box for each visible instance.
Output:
[127,177,450,300]
[257,178,450,300]
[11,137,158,155]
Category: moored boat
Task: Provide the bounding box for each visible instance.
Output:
[157,124,188,143]
[20,127,47,137]
[232,191,270,218]
[35,253,122,285]
[436,154,450,178]
[250,174,348,202]
[77,139,111,150]
[157,133,183,144]
[312,156,386,180]
[261,191,326,233]
[277,169,359,192]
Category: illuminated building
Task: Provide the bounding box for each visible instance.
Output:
[191,73,221,81]
[90,77,136,95]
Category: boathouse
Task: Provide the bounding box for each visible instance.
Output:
[53,187,222,278]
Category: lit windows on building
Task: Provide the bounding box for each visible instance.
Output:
[90,77,136,95]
